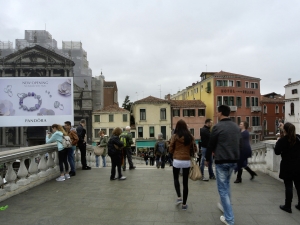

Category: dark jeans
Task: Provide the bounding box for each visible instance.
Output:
[78,142,87,168]
[123,148,133,169]
[67,147,76,172]
[149,157,155,166]
[156,155,166,168]
[173,167,190,205]
[111,153,122,179]
[284,179,300,206]
[58,148,69,173]
[236,166,255,180]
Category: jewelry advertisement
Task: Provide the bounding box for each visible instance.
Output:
[0,77,74,127]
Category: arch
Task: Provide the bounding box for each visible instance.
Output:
[290,103,294,115]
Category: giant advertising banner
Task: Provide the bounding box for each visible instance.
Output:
[0,77,74,126]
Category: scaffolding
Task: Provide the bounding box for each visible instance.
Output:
[0,41,14,57]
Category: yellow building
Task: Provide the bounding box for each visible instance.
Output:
[92,105,130,143]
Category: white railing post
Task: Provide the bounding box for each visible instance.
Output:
[54,151,59,172]
[46,151,55,174]
[38,154,49,178]
[28,156,39,182]
[0,175,6,196]
[17,158,30,186]
[4,162,18,192]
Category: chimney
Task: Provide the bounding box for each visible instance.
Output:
[288,78,291,84]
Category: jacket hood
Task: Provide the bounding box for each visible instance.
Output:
[55,131,63,137]
[174,135,185,144]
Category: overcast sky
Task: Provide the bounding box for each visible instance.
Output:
[1,0,299,105]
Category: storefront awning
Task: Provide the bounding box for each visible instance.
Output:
[136,140,156,148]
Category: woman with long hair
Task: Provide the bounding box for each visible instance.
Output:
[234,121,257,183]
[275,122,300,213]
[96,130,108,167]
[169,119,197,210]
[107,127,126,180]
[46,124,70,182]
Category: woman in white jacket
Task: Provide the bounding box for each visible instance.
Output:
[46,124,70,181]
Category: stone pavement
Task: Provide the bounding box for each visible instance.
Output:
[1,165,300,225]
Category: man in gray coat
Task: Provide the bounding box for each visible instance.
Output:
[205,105,240,225]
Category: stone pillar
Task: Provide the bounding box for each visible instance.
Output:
[20,127,24,146]
[64,69,67,77]
[14,69,18,77]
[15,127,19,145]
[1,127,5,145]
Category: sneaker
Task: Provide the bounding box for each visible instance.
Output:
[65,174,71,179]
[176,199,183,205]
[110,177,117,181]
[201,177,209,181]
[182,204,188,210]
[217,202,224,213]
[56,176,65,182]
[210,175,216,180]
[119,176,126,180]
[129,166,136,170]
[220,215,230,225]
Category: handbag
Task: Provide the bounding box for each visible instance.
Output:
[94,145,105,156]
[189,158,202,181]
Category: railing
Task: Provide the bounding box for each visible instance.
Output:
[0,143,95,202]
[251,106,262,112]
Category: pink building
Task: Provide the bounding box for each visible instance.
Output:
[170,100,206,140]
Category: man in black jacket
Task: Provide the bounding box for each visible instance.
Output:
[76,119,91,170]
[200,118,215,181]
[205,105,240,225]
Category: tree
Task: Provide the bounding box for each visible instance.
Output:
[122,95,132,111]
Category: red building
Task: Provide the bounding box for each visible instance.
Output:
[260,92,285,139]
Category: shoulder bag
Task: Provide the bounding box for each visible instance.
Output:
[94,145,104,156]
[189,157,202,181]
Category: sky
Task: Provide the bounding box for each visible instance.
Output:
[1,0,300,105]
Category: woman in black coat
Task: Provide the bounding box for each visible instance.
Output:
[107,127,126,180]
[275,122,300,213]
[234,121,257,183]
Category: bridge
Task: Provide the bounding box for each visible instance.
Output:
[1,142,300,225]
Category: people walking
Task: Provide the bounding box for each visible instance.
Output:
[154,133,168,169]
[200,119,216,181]
[64,121,79,176]
[205,105,240,225]
[120,126,135,171]
[169,119,197,210]
[76,119,91,170]
[234,121,257,183]
[96,130,108,168]
[46,124,70,182]
[149,149,155,166]
[274,122,300,213]
[107,127,126,180]
[144,152,149,165]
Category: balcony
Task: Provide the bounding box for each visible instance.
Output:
[252,126,262,132]
[251,106,262,112]
[229,106,237,111]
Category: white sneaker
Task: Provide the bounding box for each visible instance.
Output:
[220,215,230,225]
[65,174,71,179]
[56,176,65,182]
[201,177,209,181]
[119,176,126,180]
[217,202,224,212]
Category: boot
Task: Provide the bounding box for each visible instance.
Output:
[234,179,242,183]
[245,166,257,180]
[234,169,243,183]
[280,200,292,213]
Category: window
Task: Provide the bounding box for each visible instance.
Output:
[173,109,180,117]
[255,83,258,89]
[94,115,100,122]
[123,114,128,122]
[131,131,135,138]
[263,105,267,114]
[198,109,205,116]
[109,114,114,122]
[282,106,285,113]
[206,82,211,93]
[223,96,229,105]
[246,97,250,107]
[138,127,143,138]
[292,89,298,94]
[217,96,222,106]
[228,80,234,87]
[190,128,194,136]
[246,116,250,125]
[252,116,260,126]
[229,97,234,106]
[230,117,235,122]
[160,108,166,120]
[161,126,166,140]
[140,109,146,120]
[291,103,295,115]
[245,82,249,88]
[236,97,242,107]
[237,117,241,125]
[223,80,228,86]
[251,83,255,88]
[94,129,100,138]
[149,126,155,138]
[251,97,259,106]
[216,80,222,86]
[109,128,113,137]
[183,109,195,117]
[275,105,279,114]
[236,81,241,87]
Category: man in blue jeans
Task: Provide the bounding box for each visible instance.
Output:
[205,105,241,225]
[200,119,215,181]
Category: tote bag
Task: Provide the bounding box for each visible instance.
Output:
[94,146,105,156]
[189,158,202,181]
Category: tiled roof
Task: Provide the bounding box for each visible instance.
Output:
[213,70,261,81]
[93,104,129,113]
[170,100,206,108]
[134,96,170,104]
[284,80,300,87]
[260,95,285,103]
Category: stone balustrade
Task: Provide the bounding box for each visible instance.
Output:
[0,143,94,202]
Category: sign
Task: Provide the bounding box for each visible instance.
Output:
[0,77,74,126]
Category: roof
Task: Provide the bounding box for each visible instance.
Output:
[284,80,300,87]
[260,95,285,103]
[134,96,170,104]
[103,81,117,87]
[170,100,206,108]
[93,104,129,113]
[213,70,261,81]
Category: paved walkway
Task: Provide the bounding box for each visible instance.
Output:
[1,165,300,225]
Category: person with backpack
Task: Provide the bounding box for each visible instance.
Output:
[46,124,70,182]
[120,126,135,171]
[76,119,91,170]
[64,121,79,176]
[154,133,168,169]
[149,149,155,166]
